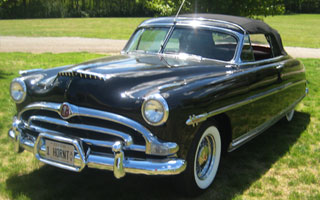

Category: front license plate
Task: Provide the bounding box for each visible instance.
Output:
[45,140,74,165]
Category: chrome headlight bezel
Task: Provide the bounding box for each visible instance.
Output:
[10,78,27,103]
[141,94,169,126]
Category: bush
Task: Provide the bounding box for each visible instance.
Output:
[1,0,318,19]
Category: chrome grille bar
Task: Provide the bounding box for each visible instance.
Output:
[26,124,146,152]
[18,102,153,144]
[27,115,133,146]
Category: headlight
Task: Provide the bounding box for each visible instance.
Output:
[142,94,169,126]
[10,78,27,103]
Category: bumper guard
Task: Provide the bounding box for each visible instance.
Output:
[8,127,186,178]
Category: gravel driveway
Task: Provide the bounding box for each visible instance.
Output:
[0,36,319,58]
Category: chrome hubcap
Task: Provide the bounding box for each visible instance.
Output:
[196,135,216,180]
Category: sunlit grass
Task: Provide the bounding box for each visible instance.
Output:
[264,14,320,48]
[0,15,319,48]
[0,53,319,199]
[0,18,147,40]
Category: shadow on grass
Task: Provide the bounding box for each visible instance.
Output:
[0,70,14,79]
[5,111,310,200]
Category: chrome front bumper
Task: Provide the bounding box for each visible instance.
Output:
[8,125,186,178]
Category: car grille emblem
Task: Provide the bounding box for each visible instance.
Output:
[60,103,72,119]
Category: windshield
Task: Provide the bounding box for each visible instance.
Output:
[124,27,238,61]
[126,27,169,53]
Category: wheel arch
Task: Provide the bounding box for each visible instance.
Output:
[207,113,232,153]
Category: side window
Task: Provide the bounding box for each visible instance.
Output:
[268,34,282,57]
[126,29,144,51]
[212,32,237,44]
[241,35,255,62]
[249,34,273,61]
[164,28,237,61]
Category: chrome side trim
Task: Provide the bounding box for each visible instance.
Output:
[186,80,307,127]
[18,102,178,155]
[228,94,305,151]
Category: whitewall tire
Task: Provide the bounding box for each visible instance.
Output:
[177,122,222,196]
[193,126,221,189]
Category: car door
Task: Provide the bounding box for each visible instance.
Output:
[240,34,285,133]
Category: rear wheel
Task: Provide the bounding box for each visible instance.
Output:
[178,122,222,195]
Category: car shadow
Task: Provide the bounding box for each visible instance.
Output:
[5,111,310,200]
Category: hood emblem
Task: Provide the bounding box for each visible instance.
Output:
[60,103,72,119]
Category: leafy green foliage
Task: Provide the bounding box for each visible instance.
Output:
[0,0,318,19]
[189,0,285,17]
[284,0,320,13]
[0,0,290,19]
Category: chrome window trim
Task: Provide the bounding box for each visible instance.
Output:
[238,33,289,65]
[169,24,243,63]
[139,17,246,33]
[239,54,288,66]
[127,23,243,64]
[176,17,246,33]
[186,79,307,127]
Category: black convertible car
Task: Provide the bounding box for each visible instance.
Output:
[9,14,307,194]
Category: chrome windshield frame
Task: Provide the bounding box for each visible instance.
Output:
[122,21,244,64]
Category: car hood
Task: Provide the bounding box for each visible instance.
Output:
[25,54,236,115]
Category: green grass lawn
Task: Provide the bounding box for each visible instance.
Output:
[0,18,147,40]
[0,53,319,199]
[264,14,320,48]
[0,14,319,48]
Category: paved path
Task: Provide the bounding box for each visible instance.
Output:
[0,36,127,54]
[0,36,319,58]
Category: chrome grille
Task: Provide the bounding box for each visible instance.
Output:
[18,102,148,154]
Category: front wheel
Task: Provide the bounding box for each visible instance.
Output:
[178,122,222,195]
